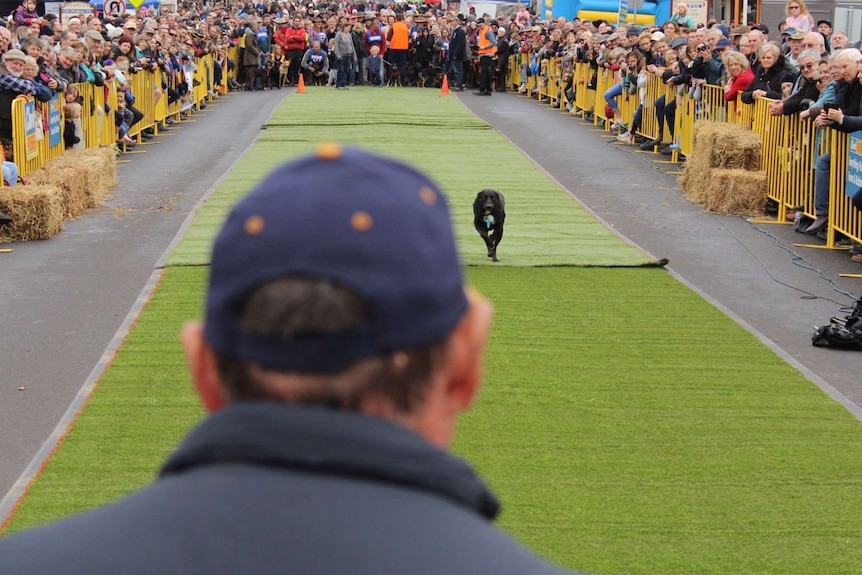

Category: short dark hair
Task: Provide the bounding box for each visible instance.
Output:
[214,277,448,413]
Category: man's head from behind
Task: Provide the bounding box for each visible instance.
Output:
[184,145,492,448]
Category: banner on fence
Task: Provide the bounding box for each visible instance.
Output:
[48,95,62,148]
[23,99,39,160]
[847,131,862,198]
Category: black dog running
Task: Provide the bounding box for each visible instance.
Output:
[473,189,506,262]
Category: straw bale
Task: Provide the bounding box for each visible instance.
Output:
[25,169,88,218]
[683,168,768,215]
[0,184,64,242]
[691,120,762,171]
[43,147,117,209]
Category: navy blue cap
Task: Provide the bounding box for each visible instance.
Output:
[204,144,469,373]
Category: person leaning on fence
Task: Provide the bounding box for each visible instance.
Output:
[769,49,822,115]
[0,49,53,142]
[805,48,862,235]
[741,44,793,104]
[723,50,754,110]
[616,49,647,144]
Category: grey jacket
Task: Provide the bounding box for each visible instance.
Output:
[333,31,356,61]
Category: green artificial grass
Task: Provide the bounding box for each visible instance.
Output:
[6,266,862,575]
[6,89,862,575]
[167,88,653,268]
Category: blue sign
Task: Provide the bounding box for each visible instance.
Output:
[48,95,62,148]
[847,131,862,198]
[618,0,628,25]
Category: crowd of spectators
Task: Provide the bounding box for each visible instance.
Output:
[3,0,862,253]
[502,0,862,255]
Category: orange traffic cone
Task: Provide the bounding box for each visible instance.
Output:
[297,74,306,93]
[440,75,450,95]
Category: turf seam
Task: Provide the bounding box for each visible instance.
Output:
[0,267,166,531]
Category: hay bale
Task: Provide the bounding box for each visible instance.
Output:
[0,184,64,242]
[24,147,117,218]
[691,120,762,171]
[683,168,768,215]
[25,169,88,218]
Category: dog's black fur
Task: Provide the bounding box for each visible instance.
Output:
[245,65,272,90]
[473,189,506,262]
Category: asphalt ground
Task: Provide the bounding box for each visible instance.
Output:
[2,86,861,506]
[0,88,288,502]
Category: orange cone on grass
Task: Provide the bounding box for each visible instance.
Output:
[297,75,306,93]
[440,75,450,95]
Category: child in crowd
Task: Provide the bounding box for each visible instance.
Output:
[115,92,136,147]
[367,44,383,87]
[2,139,20,188]
[21,55,39,81]
[63,101,81,149]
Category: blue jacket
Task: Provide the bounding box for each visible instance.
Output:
[0,403,581,575]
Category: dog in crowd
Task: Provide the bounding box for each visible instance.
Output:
[418,66,442,88]
[473,189,506,262]
[278,59,291,88]
[386,66,402,87]
[245,66,271,90]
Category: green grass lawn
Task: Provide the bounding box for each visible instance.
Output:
[4,88,862,575]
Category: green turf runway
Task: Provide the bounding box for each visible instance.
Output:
[6,266,862,575]
[5,89,862,575]
[167,87,654,268]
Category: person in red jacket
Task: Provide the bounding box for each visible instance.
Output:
[274,15,308,86]
[722,50,754,113]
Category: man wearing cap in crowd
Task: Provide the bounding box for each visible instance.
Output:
[0,144,587,575]
[83,29,105,56]
[817,19,832,49]
[474,17,497,95]
[785,29,806,66]
[0,49,53,141]
[730,24,749,49]
[447,13,467,91]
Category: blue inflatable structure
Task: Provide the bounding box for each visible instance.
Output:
[538,0,673,27]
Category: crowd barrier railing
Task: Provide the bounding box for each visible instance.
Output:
[509,53,862,251]
[10,52,235,178]
[10,95,65,176]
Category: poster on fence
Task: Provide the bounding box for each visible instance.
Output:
[23,99,38,160]
[847,131,862,198]
[48,95,62,148]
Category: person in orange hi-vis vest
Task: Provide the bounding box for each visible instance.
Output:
[387,13,410,85]
[474,19,497,95]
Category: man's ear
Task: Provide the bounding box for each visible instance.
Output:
[444,289,493,412]
[182,322,227,412]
